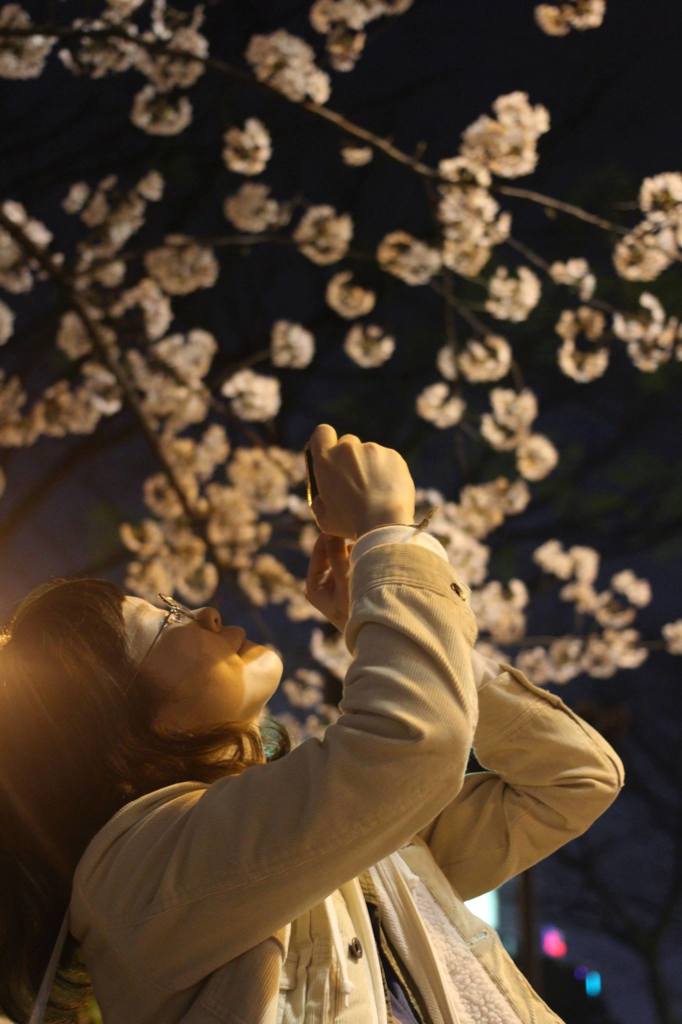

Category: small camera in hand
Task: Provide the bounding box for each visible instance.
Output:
[305,447,319,508]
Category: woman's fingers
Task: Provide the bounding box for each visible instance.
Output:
[325,535,350,571]
[306,533,331,584]
[305,533,350,594]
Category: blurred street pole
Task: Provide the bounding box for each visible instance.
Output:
[518,867,544,995]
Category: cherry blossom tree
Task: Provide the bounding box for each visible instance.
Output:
[0,3,681,1016]
[1,0,681,722]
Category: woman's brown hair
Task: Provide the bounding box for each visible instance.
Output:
[0,575,291,1023]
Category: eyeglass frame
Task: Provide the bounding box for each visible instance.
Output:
[128,593,200,683]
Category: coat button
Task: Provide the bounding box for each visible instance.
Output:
[348,937,363,960]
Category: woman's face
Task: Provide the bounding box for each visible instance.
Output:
[121,596,284,733]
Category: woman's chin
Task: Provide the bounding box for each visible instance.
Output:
[241,639,283,664]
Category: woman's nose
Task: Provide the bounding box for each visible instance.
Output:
[196,606,222,630]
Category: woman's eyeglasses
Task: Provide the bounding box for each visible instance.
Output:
[129,593,199,682]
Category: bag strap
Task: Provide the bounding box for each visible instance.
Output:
[28,907,70,1024]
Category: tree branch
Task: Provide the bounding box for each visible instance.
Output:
[0,205,227,572]
[2,17,678,260]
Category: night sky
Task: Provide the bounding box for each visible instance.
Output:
[1,2,682,1021]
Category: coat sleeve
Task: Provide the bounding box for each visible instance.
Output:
[414,648,625,902]
[71,542,480,992]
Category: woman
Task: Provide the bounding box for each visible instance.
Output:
[0,424,624,1023]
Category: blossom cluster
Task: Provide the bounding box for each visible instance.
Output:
[436,157,512,278]
[535,1,606,37]
[613,172,682,282]
[309,0,414,74]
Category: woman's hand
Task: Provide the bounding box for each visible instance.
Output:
[304,532,353,633]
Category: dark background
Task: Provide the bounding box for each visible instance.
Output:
[1,2,682,1021]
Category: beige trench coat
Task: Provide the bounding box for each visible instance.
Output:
[68,541,624,1023]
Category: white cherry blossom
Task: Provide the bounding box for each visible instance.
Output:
[175,560,220,607]
[612,292,678,372]
[0,300,15,345]
[662,620,682,655]
[376,229,442,285]
[309,0,388,33]
[581,628,647,678]
[457,333,512,382]
[226,446,301,514]
[325,270,376,318]
[436,343,458,381]
[293,205,353,265]
[436,158,510,277]
[593,590,637,629]
[547,636,586,684]
[559,579,600,614]
[612,215,676,281]
[109,277,173,340]
[557,341,609,382]
[238,552,299,607]
[62,182,91,215]
[120,518,168,559]
[80,360,122,416]
[516,432,559,481]
[131,85,193,135]
[0,5,55,78]
[124,556,176,604]
[343,323,395,367]
[535,1,606,36]
[548,257,596,300]
[144,234,219,294]
[222,118,272,176]
[57,13,139,78]
[324,26,367,73]
[244,29,331,104]
[480,387,538,451]
[555,306,609,382]
[151,329,218,385]
[454,476,531,539]
[460,91,550,179]
[220,368,282,422]
[136,170,165,201]
[340,144,373,166]
[469,578,529,644]
[223,183,292,232]
[134,23,208,92]
[204,483,270,568]
[282,667,326,709]
[270,321,316,368]
[610,569,652,607]
[438,155,492,188]
[639,171,682,214]
[415,382,466,427]
[515,646,555,686]
[485,265,541,322]
[533,539,576,579]
[0,200,53,293]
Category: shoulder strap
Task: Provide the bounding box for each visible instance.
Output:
[28,907,70,1024]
